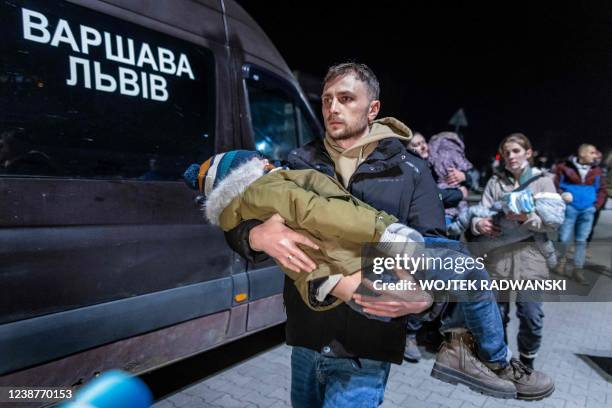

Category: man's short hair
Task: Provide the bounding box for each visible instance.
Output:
[323,62,380,101]
[578,143,595,155]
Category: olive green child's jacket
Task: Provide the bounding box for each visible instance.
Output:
[204,157,397,311]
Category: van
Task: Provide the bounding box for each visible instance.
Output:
[0,0,322,389]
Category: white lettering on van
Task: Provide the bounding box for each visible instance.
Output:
[21,7,196,102]
[140,71,149,99]
[22,8,50,43]
[149,74,168,101]
[50,19,80,52]
[80,25,102,54]
[104,32,136,65]
[176,54,195,79]
[93,62,117,92]
[67,56,91,88]
[157,47,176,75]
[118,67,140,96]
[136,43,158,71]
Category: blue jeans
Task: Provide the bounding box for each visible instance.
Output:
[290,346,390,408]
[498,296,544,359]
[406,314,423,335]
[419,237,509,367]
[558,205,596,268]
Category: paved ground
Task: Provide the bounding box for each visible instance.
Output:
[153,211,612,408]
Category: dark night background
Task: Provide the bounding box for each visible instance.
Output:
[237,0,612,169]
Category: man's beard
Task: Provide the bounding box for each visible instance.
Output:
[327,113,370,141]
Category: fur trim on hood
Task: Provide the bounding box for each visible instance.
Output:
[205,157,266,226]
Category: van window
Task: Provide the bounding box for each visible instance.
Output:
[244,66,320,161]
[0,1,215,180]
[297,106,317,146]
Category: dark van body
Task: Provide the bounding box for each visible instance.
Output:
[0,0,322,389]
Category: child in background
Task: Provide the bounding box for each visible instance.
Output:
[427,132,474,227]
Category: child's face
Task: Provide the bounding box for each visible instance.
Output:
[409,134,429,159]
[262,158,276,171]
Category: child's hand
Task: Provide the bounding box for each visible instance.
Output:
[446,168,466,186]
[476,217,501,237]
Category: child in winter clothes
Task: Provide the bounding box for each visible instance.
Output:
[427,132,474,225]
[183,150,431,315]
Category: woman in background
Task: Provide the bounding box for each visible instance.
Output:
[471,133,559,369]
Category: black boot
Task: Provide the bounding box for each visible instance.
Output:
[497,302,510,345]
[520,355,535,369]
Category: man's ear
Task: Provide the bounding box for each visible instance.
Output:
[368,100,380,123]
[526,148,533,160]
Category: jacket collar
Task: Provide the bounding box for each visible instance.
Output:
[289,137,412,179]
[288,138,335,177]
[564,156,596,172]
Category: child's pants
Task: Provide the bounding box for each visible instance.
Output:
[415,237,509,367]
[498,297,544,360]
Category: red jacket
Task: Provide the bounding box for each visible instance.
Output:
[554,159,607,209]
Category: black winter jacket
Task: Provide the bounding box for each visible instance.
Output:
[224,137,445,363]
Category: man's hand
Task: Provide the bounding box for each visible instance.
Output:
[355,268,432,318]
[329,269,431,318]
[249,214,319,273]
[476,217,501,237]
[459,186,469,199]
[352,293,431,318]
[446,168,466,186]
